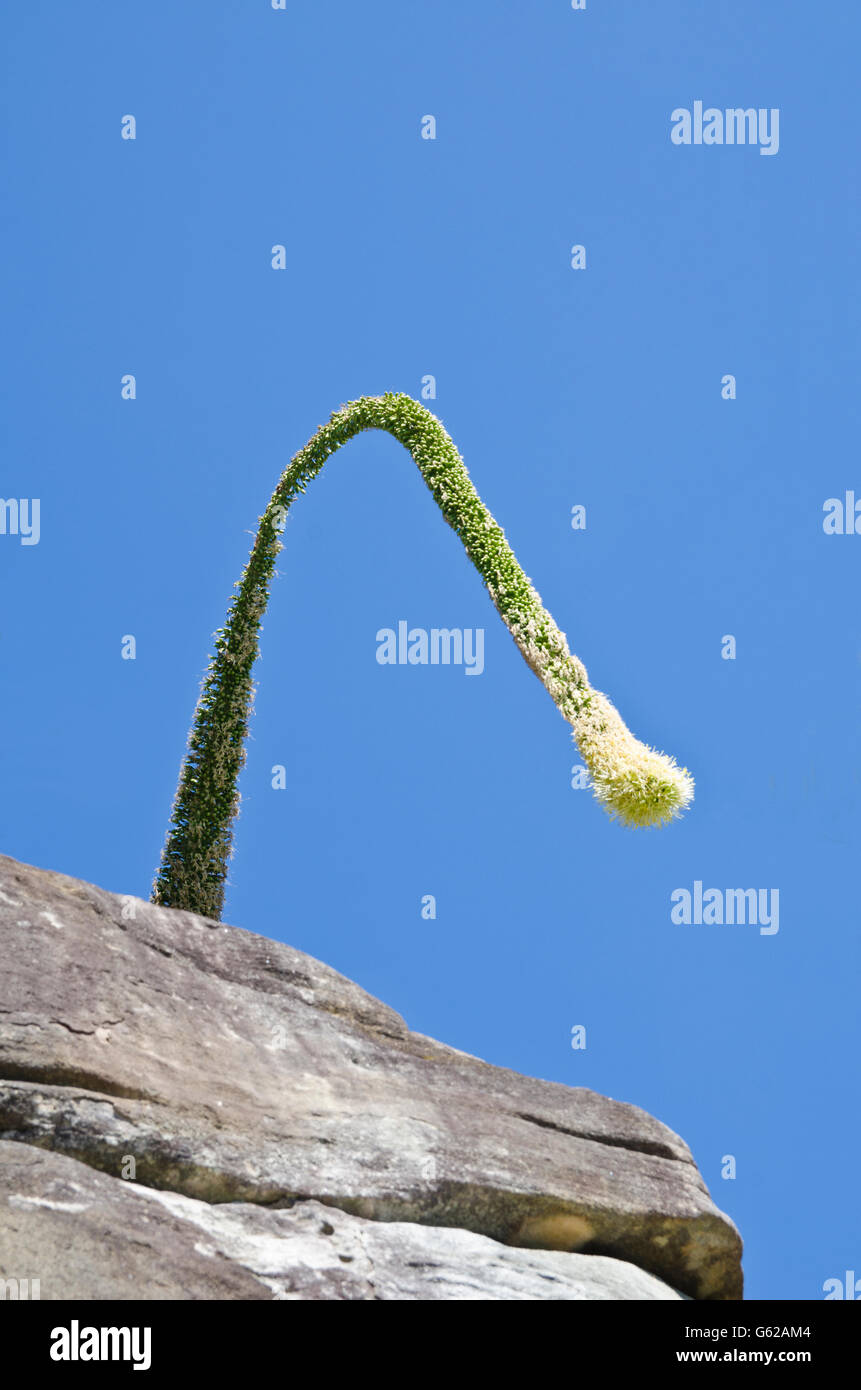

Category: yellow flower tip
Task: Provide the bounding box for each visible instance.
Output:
[570,690,693,829]
[594,755,695,828]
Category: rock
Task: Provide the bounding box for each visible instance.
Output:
[0,1143,687,1300]
[0,855,742,1299]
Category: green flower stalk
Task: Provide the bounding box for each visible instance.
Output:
[152,394,693,919]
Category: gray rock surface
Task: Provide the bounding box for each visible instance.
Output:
[0,854,742,1299]
[0,1143,687,1300]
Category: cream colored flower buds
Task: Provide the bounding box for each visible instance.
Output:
[153,394,693,920]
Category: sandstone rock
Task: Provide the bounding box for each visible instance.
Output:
[0,855,742,1299]
[0,1143,687,1300]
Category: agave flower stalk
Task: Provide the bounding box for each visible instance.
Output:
[152,394,693,919]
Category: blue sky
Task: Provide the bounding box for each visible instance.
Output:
[2,1,859,1301]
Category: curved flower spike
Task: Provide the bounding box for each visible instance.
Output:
[152,394,693,919]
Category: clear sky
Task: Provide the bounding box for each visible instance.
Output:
[2,1,858,1301]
